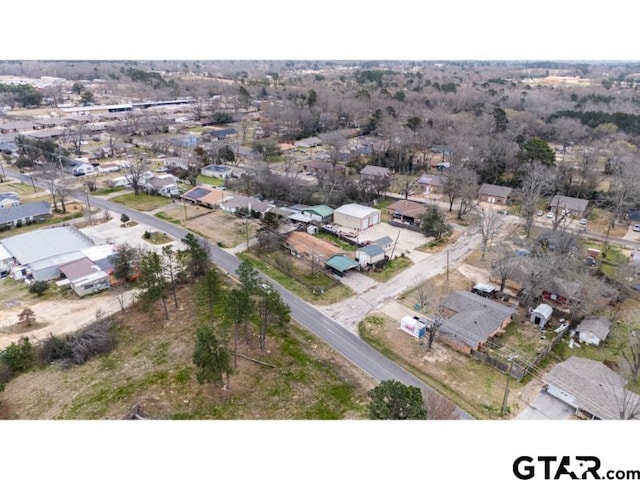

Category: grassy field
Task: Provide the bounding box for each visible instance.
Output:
[110,192,172,211]
[0,180,44,196]
[0,283,372,419]
[196,175,225,187]
[93,186,126,196]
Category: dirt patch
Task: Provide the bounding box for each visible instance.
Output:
[163,205,259,248]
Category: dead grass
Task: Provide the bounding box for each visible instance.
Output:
[0,281,372,419]
[162,205,259,248]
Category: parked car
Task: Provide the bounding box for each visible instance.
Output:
[633,225,640,232]
[537,210,544,216]
[546,211,555,219]
[584,256,596,267]
[580,218,587,225]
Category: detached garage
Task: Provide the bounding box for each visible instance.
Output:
[333,204,380,232]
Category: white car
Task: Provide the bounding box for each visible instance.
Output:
[580,218,587,225]
[633,225,640,232]
[546,211,555,219]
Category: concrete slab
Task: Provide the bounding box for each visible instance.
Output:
[516,391,575,420]
[358,223,427,258]
[335,270,379,294]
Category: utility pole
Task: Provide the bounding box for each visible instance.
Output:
[84,187,92,226]
[246,201,251,250]
[501,355,516,417]
[446,250,450,283]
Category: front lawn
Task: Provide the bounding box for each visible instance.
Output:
[110,193,172,212]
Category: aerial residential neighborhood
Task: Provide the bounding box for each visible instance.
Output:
[2,58,640,425]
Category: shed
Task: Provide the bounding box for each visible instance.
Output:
[530,303,553,328]
[333,203,380,232]
[355,244,386,267]
[59,257,110,297]
[576,317,612,347]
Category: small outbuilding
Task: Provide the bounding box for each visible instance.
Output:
[530,303,553,329]
[355,244,386,267]
[400,315,429,339]
[325,254,360,276]
[575,317,612,347]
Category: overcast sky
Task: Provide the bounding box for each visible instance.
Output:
[2,1,637,61]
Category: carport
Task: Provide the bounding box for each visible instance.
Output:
[325,254,360,277]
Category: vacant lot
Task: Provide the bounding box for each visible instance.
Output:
[110,192,172,212]
[162,204,259,248]
[0,283,373,419]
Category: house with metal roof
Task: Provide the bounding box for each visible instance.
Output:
[58,256,110,297]
[543,357,640,419]
[478,183,513,204]
[302,205,334,223]
[284,231,344,264]
[0,201,51,229]
[439,290,515,355]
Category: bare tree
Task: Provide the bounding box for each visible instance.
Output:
[124,157,150,196]
[623,338,640,385]
[64,122,88,156]
[35,163,62,211]
[476,207,502,260]
[519,163,553,238]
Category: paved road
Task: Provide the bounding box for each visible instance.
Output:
[5,169,474,419]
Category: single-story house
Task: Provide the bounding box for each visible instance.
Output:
[163,156,191,170]
[325,253,360,276]
[220,195,273,217]
[0,201,51,229]
[301,159,345,176]
[97,162,120,173]
[0,196,20,209]
[576,317,612,347]
[107,176,131,188]
[207,128,237,140]
[333,203,381,232]
[386,199,427,225]
[201,164,233,179]
[58,256,110,297]
[439,290,515,355]
[284,231,344,264]
[542,356,640,420]
[142,175,179,198]
[360,165,392,181]
[302,205,334,223]
[295,136,323,148]
[198,188,231,208]
[181,186,215,203]
[355,244,386,267]
[549,195,590,219]
[478,183,513,204]
[530,303,553,328]
[417,174,447,195]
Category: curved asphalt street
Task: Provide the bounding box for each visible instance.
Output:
[7,169,473,419]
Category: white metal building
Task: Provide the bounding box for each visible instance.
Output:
[333,203,380,232]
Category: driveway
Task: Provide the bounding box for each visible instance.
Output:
[515,391,575,420]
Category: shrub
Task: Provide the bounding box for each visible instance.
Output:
[0,337,35,373]
[143,230,152,239]
[40,321,114,368]
[29,280,49,296]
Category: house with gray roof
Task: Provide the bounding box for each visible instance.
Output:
[0,201,50,229]
[439,290,515,354]
[360,165,392,181]
[549,195,590,219]
[417,174,447,195]
[576,317,612,347]
[543,356,640,419]
[478,183,513,204]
